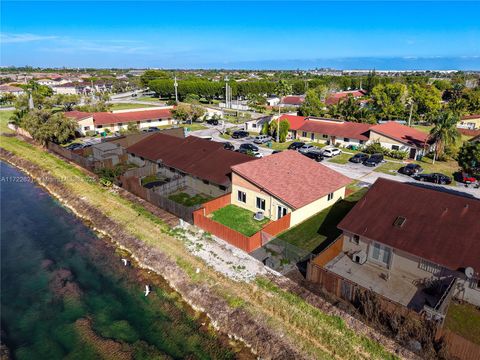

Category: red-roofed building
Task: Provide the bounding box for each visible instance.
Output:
[308,178,480,311]
[126,133,254,196]
[325,90,367,106]
[65,108,175,135]
[231,150,351,226]
[280,95,305,107]
[277,114,307,138]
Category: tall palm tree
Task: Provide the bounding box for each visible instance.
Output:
[429,111,460,160]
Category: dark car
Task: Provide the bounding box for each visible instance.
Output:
[288,142,305,150]
[66,143,84,151]
[400,163,423,176]
[231,130,249,139]
[302,151,324,162]
[206,118,219,126]
[239,143,259,152]
[349,153,369,163]
[413,173,452,185]
[363,153,384,167]
[148,126,160,132]
[272,150,282,154]
[223,142,235,151]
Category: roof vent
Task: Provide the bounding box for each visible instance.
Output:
[393,216,406,228]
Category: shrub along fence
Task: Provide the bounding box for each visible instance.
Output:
[193,194,291,253]
[120,174,200,223]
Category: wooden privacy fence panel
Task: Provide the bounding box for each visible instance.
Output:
[311,236,344,267]
[437,328,480,360]
[262,213,290,236]
[123,164,156,178]
[202,194,231,215]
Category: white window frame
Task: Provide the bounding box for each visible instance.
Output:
[237,190,246,203]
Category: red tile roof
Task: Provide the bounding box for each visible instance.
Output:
[281,96,305,105]
[370,121,429,148]
[461,114,480,120]
[127,133,254,186]
[65,111,93,120]
[325,90,367,105]
[278,115,307,130]
[338,178,480,271]
[298,119,372,141]
[65,109,173,126]
[231,150,351,209]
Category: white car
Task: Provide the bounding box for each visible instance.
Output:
[321,147,342,157]
[299,144,318,154]
[252,151,264,158]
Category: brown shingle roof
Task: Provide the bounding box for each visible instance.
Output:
[338,178,480,271]
[231,150,351,209]
[298,119,372,141]
[325,90,367,105]
[127,133,254,186]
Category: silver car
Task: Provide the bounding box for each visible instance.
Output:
[299,144,317,154]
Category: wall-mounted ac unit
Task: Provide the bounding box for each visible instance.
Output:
[352,250,367,265]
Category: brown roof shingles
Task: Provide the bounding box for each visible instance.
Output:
[127,133,254,186]
[231,150,351,209]
[338,178,480,271]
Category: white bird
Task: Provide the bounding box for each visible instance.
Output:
[121,258,129,266]
[144,285,151,297]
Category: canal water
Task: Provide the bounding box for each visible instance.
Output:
[0,161,250,360]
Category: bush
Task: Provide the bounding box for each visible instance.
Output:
[364,141,384,154]
[85,130,96,137]
[387,150,408,160]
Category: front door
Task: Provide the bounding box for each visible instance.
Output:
[277,205,287,220]
[409,148,416,159]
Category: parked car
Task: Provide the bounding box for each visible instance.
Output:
[147,126,160,132]
[272,150,282,154]
[288,142,305,150]
[302,151,324,162]
[231,130,249,139]
[413,173,452,185]
[66,143,83,151]
[461,172,476,184]
[206,118,219,126]
[236,148,263,158]
[223,142,235,151]
[349,153,369,163]
[253,135,272,144]
[299,144,317,154]
[239,143,259,152]
[321,147,342,157]
[400,163,423,176]
[363,153,384,167]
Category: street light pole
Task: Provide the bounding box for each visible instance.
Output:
[174,76,178,103]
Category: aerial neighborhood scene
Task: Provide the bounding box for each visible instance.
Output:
[1,1,480,359]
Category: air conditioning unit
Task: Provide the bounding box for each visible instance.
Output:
[352,250,367,265]
[254,211,265,221]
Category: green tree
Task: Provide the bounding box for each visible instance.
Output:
[429,111,461,160]
[140,70,170,87]
[337,94,358,121]
[457,142,480,177]
[371,83,408,119]
[275,79,292,98]
[21,109,77,145]
[126,122,140,134]
[409,84,442,122]
[299,89,325,117]
[268,119,290,142]
[0,93,16,105]
[50,94,81,111]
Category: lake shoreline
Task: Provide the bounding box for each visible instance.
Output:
[0,148,305,359]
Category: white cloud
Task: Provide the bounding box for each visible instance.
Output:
[1,33,58,43]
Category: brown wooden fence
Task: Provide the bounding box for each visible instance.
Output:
[437,328,480,360]
[123,164,156,178]
[193,195,291,253]
[310,236,344,267]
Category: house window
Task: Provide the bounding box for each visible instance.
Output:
[202,180,209,185]
[392,145,400,151]
[327,192,334,201]
[352,234,360,245]
[359,140,364,144]
[302,131,307,138]
[393,216,406,228]
[310,133,315,141]
[256,197,266,210]
[83,126,90,131]
[252,123,257,128]
[344,138,350,142]
[97,125,103,129]
[237,190,246,203]
[277,205,287,219]
[322,134,328,139]
[147,120,152,123]
[369,242,391,267]
[118,122,123,126]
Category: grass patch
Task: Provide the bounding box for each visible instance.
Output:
[110,103,157,111]
[168,192,213,207]
[278,188,367,253]
[134,96,162,102]
[141,175,160,186]
[260,141,293,151]
[211,204,269,236]
[445,302,480,345]
[327,153,351,164]
[219,133,231,140]
[0,110,15,134]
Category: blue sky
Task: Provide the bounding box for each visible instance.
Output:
[1,1,479,70]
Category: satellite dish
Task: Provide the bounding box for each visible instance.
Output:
[465,267,475,279]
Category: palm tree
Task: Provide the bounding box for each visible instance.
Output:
[429,111,460,160]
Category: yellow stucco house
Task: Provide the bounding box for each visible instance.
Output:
[230,150,351,227]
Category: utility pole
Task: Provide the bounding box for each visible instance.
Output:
[408,99,414,127]
[174,76,178,103]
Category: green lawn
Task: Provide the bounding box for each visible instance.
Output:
[134,96,163,102]
[260,140,293,151]
[168,192,213,207]
[110,103,157,111]
[211,204,269,236]
[141,175,160,186]
[219,133,231,140]
[0,110,14,134]
[445,302,480,345]
[328,153,351,164]
[278,188,367,253]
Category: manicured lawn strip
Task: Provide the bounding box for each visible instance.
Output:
[211,204,269,236]
[110,103,157,110]
[168,192,213,206]
[327,153,351,164]
[134,96,163,102]
[445,302,480,345]
[0,127,396,359]
[260,141,293,151]
[0,110,15,134]
[141,175,159,186]
[278,188,368,253]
